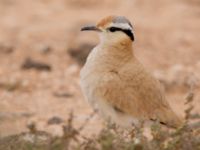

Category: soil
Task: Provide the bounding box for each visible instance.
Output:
[0,0,199,137]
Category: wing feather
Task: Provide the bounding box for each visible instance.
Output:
[96,61,182,128]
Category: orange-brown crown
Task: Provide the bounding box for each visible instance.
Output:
[96,15,116,28]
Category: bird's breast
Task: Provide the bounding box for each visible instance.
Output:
[80,64,103,107]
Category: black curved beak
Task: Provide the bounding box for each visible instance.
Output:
[81,25,101,32]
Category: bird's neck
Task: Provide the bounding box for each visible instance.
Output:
[83,39,134,74]
[99,39,134,62]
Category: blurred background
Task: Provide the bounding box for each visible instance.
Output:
[0,0,199,137]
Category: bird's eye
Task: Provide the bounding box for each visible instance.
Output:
[108,27,118,32]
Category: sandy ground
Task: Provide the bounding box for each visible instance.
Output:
[0,0,200,137]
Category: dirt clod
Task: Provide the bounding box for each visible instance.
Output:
[21,58,51,71]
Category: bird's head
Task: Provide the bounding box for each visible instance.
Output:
[81,16,134,46]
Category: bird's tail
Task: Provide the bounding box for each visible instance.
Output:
[157,108,184,128]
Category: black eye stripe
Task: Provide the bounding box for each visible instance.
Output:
[107,27,134,41]
[123,29,134,41]
[108,27,121,32]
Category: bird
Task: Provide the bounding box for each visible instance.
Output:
[80,15,182,129]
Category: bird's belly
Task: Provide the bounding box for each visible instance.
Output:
[80,75,138,128]
[96,98,139,128]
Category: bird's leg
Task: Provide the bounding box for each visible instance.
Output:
[129,123,137,139]
[130,128,136,139]
[105,116,116,129]
[130,120,145,139]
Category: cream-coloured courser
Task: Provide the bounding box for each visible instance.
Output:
[80,16,182,128]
